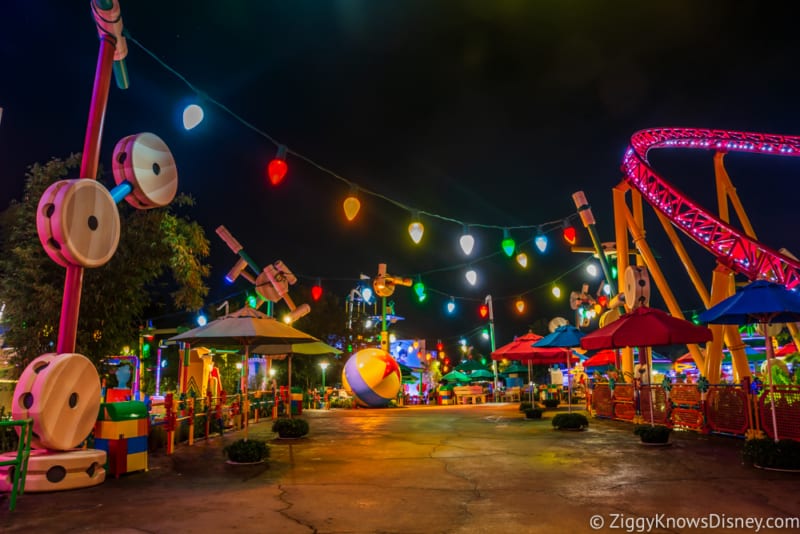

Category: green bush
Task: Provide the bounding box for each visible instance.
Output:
[742,438,800,470]
[272,417,310,438]
[543,398,560,409]
[551,413,589,430]
[524,408,543,419]
[518,402,533,412]
[223,438,270,463]
[633,424,671,443]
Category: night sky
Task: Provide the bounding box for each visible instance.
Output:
[3,1,800,349]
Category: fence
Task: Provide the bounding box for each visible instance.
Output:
[590,379,800,441]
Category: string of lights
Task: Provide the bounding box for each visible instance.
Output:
[124,30,581,254]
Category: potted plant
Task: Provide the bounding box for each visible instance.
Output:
[742,438,800,471]
[223,438,270,464]
[633,424,672,445]
[272,417,310,439]
[524,407,543,420]
[551,413,589,430]
[542,398,560,409]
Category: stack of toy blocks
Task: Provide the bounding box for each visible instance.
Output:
[94,401,149,478]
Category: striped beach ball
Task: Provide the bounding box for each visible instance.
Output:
[342,348,402,407]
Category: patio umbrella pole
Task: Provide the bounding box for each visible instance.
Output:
[644,346,654,425]
[763,319,779,441]
[566,351,572,413]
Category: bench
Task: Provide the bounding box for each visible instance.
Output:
[453,385,487,405]
[500,387,521,403]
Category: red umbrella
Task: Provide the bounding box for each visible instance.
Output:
[583,349,618,368]
[776,341,797,356]
[580,307,713,351]
[491,332,573,363]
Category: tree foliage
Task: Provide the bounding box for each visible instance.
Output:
[0,155,210,369]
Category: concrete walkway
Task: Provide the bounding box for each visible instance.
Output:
[2,404,798,533]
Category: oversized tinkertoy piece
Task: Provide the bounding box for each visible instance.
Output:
[12,1,181,497]
[372,263,411,298]
[90,0,129,89]
[37,179,121,268]
[0,449,106,493]
[12,353,101,451]
[216,225,311,321]
[36,132,178,269]
[112,132,178,209]
[342,348,402,407]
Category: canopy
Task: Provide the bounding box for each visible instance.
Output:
[469,369,494,380]
[580,307,712,351]
[583,349,618,368]
[253,340,341,355]
[440,370,471,383]
[532,324,587,411]
[491,332,572,363]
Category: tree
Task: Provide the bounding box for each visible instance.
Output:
[0,154,210,369]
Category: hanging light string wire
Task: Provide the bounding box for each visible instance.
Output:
[124,30,577,232]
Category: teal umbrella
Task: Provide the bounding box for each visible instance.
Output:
[469,369,494,380]
[455,359,486,373]
[440,370,471,383]
[500,363,529,375]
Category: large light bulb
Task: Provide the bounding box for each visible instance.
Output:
[343,196,361,221]
[516,252,528,268]
[182,104,204,130]
[459,233,475,255]
[501,229,515,257]
[465,269,477,286]
[515,298,526,313]
[459,225,474,255]
[408,221,424,244]
[552,286,562,298]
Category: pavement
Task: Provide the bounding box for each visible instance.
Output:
[1,403,798,533]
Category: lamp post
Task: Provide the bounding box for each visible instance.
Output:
[485,295,497,399]
[319,361,329,392]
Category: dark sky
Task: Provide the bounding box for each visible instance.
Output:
[3,1,800,349]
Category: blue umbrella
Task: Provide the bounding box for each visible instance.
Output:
[697,279,800,441]
[533,325,587,411]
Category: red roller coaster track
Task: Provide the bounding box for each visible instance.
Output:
[621,127,800,289]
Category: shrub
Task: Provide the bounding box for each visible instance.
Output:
[272,417,310,438]
[524,408,543,419]
[551,413,589,430]
[742,438,800,470]
[223,438,270,463]
[633,424,671,444]
[519,402,533,412]
[543,398,560,409]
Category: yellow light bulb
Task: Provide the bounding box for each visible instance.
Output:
[516,253,528,268]
[343,196,361,221]
[552,286,562,298]
[515,298,525,313]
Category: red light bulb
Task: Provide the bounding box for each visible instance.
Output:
[563,225,577,245]
[267,158,288,186]
[479,304,489,319]
[311,285,323,301]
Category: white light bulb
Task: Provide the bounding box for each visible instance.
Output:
[459,233,475,255]
[586,264,598,277]
[516,253,528,268]
[408,221,424,244]
[182,104,204,130]
[465,269,477,286]
[552,286,562,298]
